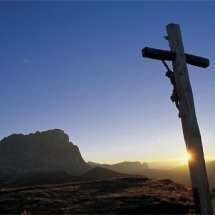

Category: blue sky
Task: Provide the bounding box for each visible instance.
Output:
[1,1,215,165]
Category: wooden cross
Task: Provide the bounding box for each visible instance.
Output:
[142,23,214,215]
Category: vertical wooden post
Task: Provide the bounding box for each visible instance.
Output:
[166,23,214,215]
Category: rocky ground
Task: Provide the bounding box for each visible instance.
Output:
[0,177,195,214]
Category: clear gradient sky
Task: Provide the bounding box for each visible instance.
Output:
[1,1,215,166]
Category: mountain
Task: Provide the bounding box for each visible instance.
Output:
[206,161,215,188]
[0,166,141,188]
[0,171,77,188]
[88,161,149,174]
[140,162,215,189]
[0,129,90,176]
[168,161,215,188]
[80,166,135,181]
[88,161,215,189]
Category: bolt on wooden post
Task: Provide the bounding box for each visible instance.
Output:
[142,23,214,215]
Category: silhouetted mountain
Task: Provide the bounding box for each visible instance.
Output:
[88,161,215,189]
[87,161,102,167]
[88,161,149,174]
[168,161,215,188]
[206,161,215,188]
[0,129,90,176]
[142,168,170,179]
[141,162,215,189]
[0,167,140,188]
[80,167,134,181]
[0,171,77,188]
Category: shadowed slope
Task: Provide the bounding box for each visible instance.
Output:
[0,177,195,214]
[80,166,136,181]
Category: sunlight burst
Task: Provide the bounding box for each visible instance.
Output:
[186,152,192,161]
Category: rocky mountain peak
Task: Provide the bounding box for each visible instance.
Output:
[0,129,90,176]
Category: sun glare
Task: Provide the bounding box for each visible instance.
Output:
[186,152,192,161]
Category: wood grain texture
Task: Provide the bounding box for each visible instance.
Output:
[166,23,213,215]
[142,47,209,68]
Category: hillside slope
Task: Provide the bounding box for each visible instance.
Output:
[0,171,77,188]
[80,166,135,181]
[88,161,215,188]
[88,161,149,174]
[168,161,215,187]
[0,177,195,214]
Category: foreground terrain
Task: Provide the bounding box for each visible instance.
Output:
[0,177,195,214]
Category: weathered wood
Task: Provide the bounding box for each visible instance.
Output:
[142,47,209,68]
[166,23,213,215]
[186,53,210,68]
[142,47,175,61]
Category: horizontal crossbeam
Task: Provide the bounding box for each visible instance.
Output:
[142,47,209,68]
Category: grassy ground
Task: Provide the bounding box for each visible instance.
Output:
[0,177,195,214]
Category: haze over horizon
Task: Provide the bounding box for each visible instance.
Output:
[1,1,215,165]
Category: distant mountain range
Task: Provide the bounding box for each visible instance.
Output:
[168,161,215,188]
[0,129,214,190]
[88,160,215,189]
[88,161,149,174]
[0,129,144,188]
[0,167,136,188]
[81,166,134,181]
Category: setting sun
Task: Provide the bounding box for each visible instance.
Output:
[186,152,192,161]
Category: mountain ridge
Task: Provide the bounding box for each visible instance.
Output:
[0,129,90,176]
[88,160,215,188]
[88,161,149,174]
[0,129,214,190]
